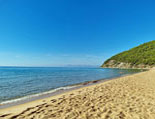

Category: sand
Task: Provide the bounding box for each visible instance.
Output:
[0,69,155,119]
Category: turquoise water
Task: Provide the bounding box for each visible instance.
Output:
[0,67,140,104]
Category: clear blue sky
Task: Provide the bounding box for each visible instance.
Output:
[0,0,154,66]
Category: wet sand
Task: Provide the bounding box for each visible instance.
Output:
[0,69,155,119]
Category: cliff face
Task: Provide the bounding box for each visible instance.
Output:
[101,41,155,69]
[102,60,153,69]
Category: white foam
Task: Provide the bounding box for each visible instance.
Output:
[0,85,77,105]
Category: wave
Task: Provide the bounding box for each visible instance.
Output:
[0,85,78,105]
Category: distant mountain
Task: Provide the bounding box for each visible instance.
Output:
[101,40,155,69]
[65,64,99,68]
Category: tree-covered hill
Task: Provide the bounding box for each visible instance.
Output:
[101,40,155,69]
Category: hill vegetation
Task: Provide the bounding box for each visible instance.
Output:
[101,40,155,69]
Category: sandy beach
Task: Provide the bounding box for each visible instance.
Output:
[0,69,155,119]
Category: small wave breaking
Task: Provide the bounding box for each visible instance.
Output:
[0,85,77,105]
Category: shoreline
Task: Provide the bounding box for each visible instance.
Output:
[100,66,151,70]
[0,71,138,109]
[1,69,154,119]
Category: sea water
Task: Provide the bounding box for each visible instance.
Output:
[0,67,141,104]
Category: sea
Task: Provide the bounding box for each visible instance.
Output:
[0,67,141,105]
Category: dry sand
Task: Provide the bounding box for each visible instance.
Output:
[0,69,155,119]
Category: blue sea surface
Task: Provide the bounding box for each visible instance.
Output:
[0,67,140,104]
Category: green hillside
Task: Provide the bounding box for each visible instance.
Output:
[101,40,155,69]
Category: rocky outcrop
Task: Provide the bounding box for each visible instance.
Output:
[101,60,154,69]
